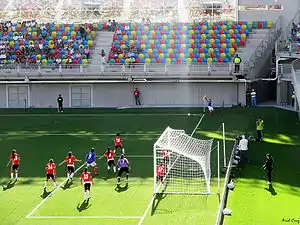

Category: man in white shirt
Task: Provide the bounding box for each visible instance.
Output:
[250,89,256,107]
[238,135,249,163]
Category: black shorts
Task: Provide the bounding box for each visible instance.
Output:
[46,174,55,180]
[67,166,75,173]
[118,167,129,176]
[12,164,19,170]
[108,160,115,167]
[156,176,163,182]
[115,145,123,149]
[84,183,91,191]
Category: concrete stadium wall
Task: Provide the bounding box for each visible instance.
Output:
[238,0,300,23]
[0,82,246,108]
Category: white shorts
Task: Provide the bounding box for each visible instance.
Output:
[86,161,97,167]
[208,106,214,112]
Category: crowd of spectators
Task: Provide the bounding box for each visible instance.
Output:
[0,20,94,69]
[107,19,149,65]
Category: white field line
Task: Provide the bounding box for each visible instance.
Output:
[0,133,161,136]
[0,113,201,117]
[28,216,142,219]
[26,163,86,218]
[137,192,158,225]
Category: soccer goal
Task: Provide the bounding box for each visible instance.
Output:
[154,126,214,195]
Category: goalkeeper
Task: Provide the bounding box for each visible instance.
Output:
[117,154,130,185]
[203,96,214,117]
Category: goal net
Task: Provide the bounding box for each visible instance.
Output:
[154,126,213,195]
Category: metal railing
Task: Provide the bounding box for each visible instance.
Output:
[278,63,293,79]
[276,11,300,53]
[291,59,300,118]
[0,62,244,78]
[244,16,283,76]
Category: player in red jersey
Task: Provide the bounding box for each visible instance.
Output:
[103,148,116,173]
[162,149,170,168]
[59,151,82,180]
[7,149,20,180]
[44,159,57,189]
[156,162,166,189]
[114,133,125,154]
[80,167,93,200]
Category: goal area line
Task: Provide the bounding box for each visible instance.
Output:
[26,216,142,219]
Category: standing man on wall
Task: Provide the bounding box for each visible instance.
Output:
[57,94,63,112]
[134,88,141,105]
[251,89,257,107]
[256,117,264,141]
[233,54,242,73]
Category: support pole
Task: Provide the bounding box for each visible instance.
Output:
[217,141,220,194]
[222,123,226,167]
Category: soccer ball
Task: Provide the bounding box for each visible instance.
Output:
[187,113,191,116]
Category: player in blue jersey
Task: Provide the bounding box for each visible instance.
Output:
[117,154,130,185]
[203,96,214,117]
[85,148,98,175]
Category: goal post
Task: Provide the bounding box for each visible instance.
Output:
[154,126,214,195]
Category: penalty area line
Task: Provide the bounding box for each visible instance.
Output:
[25,163,86,218]
[27,216,142,219]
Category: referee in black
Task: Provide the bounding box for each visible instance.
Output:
[262,153,274,185]
[57,94,63,112]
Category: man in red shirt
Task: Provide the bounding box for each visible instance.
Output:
[114,133,125,154]
[156,162,166,189]
[162,149,170,168]
[80,168,93,200]
[134,88,141,105]
[7,149,20,180]
[59,151,82,180]
[103,148,116,173]
[45,159,57,189]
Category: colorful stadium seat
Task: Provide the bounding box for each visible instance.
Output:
[110,21,271,64]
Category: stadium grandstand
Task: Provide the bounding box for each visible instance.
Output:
[0,0,300,225]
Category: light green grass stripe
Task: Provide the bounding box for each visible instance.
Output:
[28,216,142,219]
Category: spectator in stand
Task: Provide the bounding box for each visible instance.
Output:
[124,24,130,31]
[129,56,135,68]
[100,49,106,64]
[112,20,117,31]
[134,88,141,105]
[146,18,151,25]
[107,20,112,31]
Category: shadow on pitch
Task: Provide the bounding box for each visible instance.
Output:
[151,193,167,215]
[41,188,52,199]
[61,180,73,190]
[77,199,91,212]
[2,179,17,191]
[265,184,277,196]
[115,183,128,193]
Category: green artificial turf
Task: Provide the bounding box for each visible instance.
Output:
[0,107,299,225]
